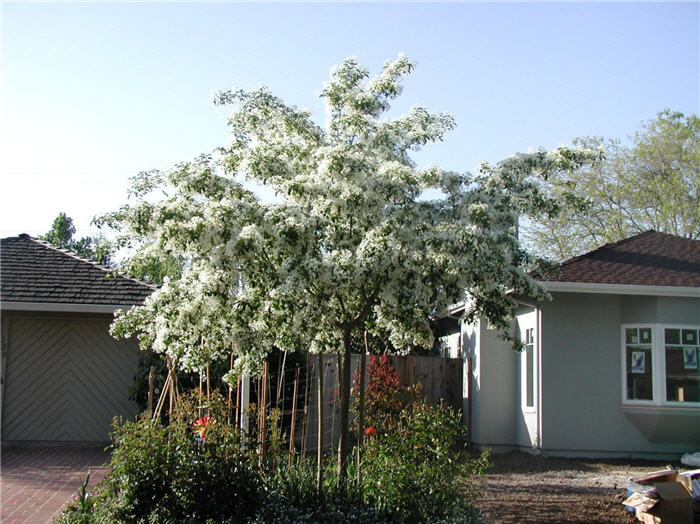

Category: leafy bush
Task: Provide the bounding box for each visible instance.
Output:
[357,400,476,522]
[58,359,485,523]
[104,391,263,523]
[349,355,484,522]
[352,354,419,436]
[254,456,382,523]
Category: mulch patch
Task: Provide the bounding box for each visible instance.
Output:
[471,451,680,524]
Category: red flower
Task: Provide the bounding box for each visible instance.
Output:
[365,427,377,437]
[193,416,211,440]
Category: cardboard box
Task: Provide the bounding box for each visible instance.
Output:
[677,469,700,496]
[644,481,693,524]
[625,468,698,524]
[635,508,661,524]
[632,469,678,485]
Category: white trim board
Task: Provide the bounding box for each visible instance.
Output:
[542,281,700,298]
[1,301,133,314]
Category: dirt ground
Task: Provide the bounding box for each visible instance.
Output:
[472,451,682,524]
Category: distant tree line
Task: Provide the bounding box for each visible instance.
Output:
[41,212,112,266]
[524,109,699,261]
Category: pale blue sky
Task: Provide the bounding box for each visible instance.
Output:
[1,1,698,239]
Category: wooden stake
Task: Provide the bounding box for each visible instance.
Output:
[227,353,234,423]
[335,351,341,450]
[228,353,234,404]
[171,365,178,404]
[199,370,203,416]
[258,361,269,459]
[276,350,288,409]
[168,366,174,415]
[235,376,241,428]
[147,365,155,413]
[256,376,262,435]
[289,365,300,460]
[206,364,211,399]
[301,352,310,457]
[153,371,171,419]
[316,352,324,497]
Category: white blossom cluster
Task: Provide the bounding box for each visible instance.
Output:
[107,55,599,373]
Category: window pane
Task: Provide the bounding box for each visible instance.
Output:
[626,328,639,344]
[682,329,698,346]
[666,346,699,402]
[627,346,653,400]
[665,328,680,345]
[639,328,652,344]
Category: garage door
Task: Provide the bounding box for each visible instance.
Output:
[2,315,140,442]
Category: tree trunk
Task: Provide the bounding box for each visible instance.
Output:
[336,328,352,489]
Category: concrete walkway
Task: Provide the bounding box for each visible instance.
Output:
[1,445,110,524]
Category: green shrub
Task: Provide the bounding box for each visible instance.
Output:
[350,355,481,522]
[357,400,477,522]
[57,377,484,523]
[352,354,420,436]
[255,456,382,523]
[104,392,262,523]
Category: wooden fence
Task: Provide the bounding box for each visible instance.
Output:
[290,353,464,452]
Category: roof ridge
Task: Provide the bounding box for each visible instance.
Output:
[17,234,157,290]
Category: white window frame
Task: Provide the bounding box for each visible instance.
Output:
[621,323,700,408]
[520,317,537,413]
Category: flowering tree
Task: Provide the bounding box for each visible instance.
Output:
[105,55,598,484]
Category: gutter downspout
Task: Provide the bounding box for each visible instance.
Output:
[536,306,543,450]
[467,353,473,443]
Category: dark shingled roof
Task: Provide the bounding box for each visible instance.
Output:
[1,234,155,306]
[535,230,700,288]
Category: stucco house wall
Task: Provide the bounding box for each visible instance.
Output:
[463,320,518,448]
[539,292,699,456]
[449,231,700,459]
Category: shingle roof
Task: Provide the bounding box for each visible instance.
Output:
[1,234,155,306]
[535,230,700,288]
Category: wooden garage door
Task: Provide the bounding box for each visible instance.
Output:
[2,316,139,442]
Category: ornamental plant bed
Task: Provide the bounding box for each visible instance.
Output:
[471,451,681,524]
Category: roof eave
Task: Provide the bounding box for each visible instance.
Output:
[1,301,138,314]
[540,281,700,298]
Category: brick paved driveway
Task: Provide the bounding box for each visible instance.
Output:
[1,445,110,524]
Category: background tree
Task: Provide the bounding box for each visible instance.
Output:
[105,55,598,486]
[41,212,111,265]
[524,109,699,260]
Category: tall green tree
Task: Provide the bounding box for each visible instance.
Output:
[105,55,598,485]
[525,109,700,260]
[41,212,111,265]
